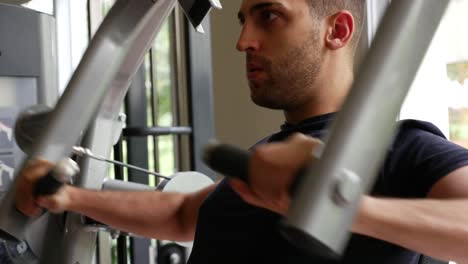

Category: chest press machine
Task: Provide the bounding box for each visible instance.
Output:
[0,0,220,263]
[0,0,451,263]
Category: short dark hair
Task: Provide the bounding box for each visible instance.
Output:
[306,0,366,52]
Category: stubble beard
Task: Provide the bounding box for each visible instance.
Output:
[249,32,322,111]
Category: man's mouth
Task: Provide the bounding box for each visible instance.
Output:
[247,63,265,80]
[247,69,264,81]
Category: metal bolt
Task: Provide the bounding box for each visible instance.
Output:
[169,253,182,264]
[52,158,80,184]
[117,113,126,122]
[110,229,120,240]
[333,169,362,206]
[16,241,27,254]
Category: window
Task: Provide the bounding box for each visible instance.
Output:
[22,0,53,15]
[88,1,190,263]
[400,0,468,148]
[447,62,468,147]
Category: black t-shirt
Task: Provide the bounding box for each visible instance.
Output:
[188,113,468,264]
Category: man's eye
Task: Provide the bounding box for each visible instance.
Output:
[260,11,278,22]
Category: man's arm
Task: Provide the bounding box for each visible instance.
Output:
[352,166,468,264]
[37,183,217,241]
[230,135,468,263]
[15,159,218,241]
[354,197,468,263]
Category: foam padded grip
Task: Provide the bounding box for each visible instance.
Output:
[203,142,251,182]
[33,173,63,197]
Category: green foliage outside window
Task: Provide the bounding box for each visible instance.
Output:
[152,18,176,177]
[447,62,468,148]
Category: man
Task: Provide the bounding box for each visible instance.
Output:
[15,0,468,263]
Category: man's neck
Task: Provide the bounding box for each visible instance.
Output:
[284,61,354,125]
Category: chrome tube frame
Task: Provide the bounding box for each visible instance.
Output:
[283,0,450,257]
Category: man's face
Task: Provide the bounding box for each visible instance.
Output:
[237,0,324,110]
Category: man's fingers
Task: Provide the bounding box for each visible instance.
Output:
[36,185,71,214]
[32,207,42,217]
[230,178,290,214]
[24,208,42,217]
[229,179,288,214]
[15,183,35,216]
[36,197,48,208]
[252,133,322,171]
[230,134,324,214]
[36,196,61,213]
[229,179,258,204]
[286,133,323,160]
[22,159,54,179]
[15,195,42,217]
[15,158,55,217]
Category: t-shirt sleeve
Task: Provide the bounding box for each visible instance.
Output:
[388,120,468,196]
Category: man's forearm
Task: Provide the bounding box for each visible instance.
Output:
[353,196,468,263]
[66,186,194,241]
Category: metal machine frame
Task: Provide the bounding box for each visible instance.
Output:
[0,0,220,263]
[0,0,453,263]
[283,0,450,257]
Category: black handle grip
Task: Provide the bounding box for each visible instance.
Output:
[203,142,308,195]
[33,173,64,197]
[203,142,251,182]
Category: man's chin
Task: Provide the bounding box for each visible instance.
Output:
[250,95,283,110]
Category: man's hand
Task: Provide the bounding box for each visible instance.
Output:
[15,159,60,217]
[229,133,323,215]
[35,185,73,214]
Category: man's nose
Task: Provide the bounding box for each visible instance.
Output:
[236,26,260,52]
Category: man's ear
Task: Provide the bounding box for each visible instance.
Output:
[324,11,355,50]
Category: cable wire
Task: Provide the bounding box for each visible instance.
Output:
[72,146,171,180]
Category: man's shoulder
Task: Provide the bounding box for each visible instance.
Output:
[389,119,449,156]
[396,119,446,139]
